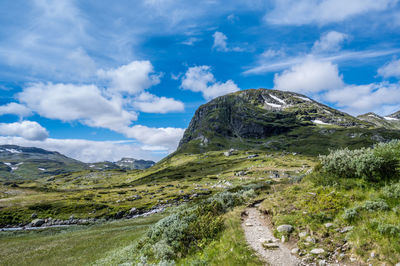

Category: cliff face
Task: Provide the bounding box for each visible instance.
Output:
[177,89,400,155]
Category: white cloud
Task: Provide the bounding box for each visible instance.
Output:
[0,121,48,141]
[323,82,400,115]
[0,103,32,117]
[378,59,400,78]
[245,48,400,75]
[265,0,397,25]
[98,60,160,95]
[274,58,344,93]
[212,31,228,52]
[0,136,164,162]
[212,31,244,52]
[133,92,184,113]
[181,37,200,46]
[18,82,137,132]
[181,65,240,100]
[123,125,185,152]
[312,31,348,52]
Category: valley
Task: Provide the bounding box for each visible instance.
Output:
[1,89,400,265]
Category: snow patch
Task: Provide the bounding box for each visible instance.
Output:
[38,168,46,171]
[295,96,311,102]
[265,102,282,108]
[269,94,286,104]
[384,116,399,121]
[312,120,331,125]
[368,114,379,118]
[5,148,21,154]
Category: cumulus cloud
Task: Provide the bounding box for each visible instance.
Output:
[123,125,185,152]
[312,31,348,52]
[265,0,397,25]
[18,82,137,132]
[0,102,32,117]
[323,82,400,115]
[181,65,240,100]
[133,92,184,113]
[0,136,165,162]
[97,60,161,94]
[378,59,400,78]
[274,58,344,93]
[212,31,228,52]
[0,121,48,141]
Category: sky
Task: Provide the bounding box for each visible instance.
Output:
[1,0,400,162]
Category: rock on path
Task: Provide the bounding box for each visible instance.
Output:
[242,207,301,266]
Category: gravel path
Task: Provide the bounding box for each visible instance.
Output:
[242,207,301,266]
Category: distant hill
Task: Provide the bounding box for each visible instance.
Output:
[0,145,155,180]
[357,112,400,130]
[115,157,155,170]
[0,145,87,180]
[177,89,400,155]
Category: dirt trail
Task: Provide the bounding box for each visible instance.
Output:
[242,207,301,266]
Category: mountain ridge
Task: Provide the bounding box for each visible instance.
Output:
[177,88,400,155]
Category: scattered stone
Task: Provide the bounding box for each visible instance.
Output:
[31,219,45,227]
[291,248,299,254]
[350,256,357,262]
[69,215,75,220]
[307,192,317,196]
[281,235,286,243]
[340,226,354,233]
[263,242,279,249]
[277,224,293,233]
[318,259,327,266]
[115,211,125,219]
[31,213,37,219]
[299,231,308,238]
[310,248,325,255]
[245,222,253,227]
[324,222,335,228]
[129,207,138,215]
[395,262,400,266]
[305,236,316,243]
[370,252,375,258]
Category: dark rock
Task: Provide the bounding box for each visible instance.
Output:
[31,219,45,227]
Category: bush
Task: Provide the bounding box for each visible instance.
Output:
[362,200,389,212]
[382,183,400,199]
[342,207,359,222]
[319,140,400,182]
[377,223,400,237]
[134,188,256,264]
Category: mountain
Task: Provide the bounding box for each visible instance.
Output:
[357,112,400,130]
[0,145,155,180]
[0,145,88,180]
[115,157,155,170]
[178,89,400,155]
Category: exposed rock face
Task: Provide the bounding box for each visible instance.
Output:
[177,89,400,155]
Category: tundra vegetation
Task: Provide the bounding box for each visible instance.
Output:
[1,141,400,265]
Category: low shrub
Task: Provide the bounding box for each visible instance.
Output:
[382,183,400,199]
[319,140,400,182]
[133,188,256,264]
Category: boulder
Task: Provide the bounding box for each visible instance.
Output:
[277,224,293,233]
[129,207,138,215]
[115,211,125,219]
[31,213,37,219]
[310,248,325,255]
[31,219,45,227]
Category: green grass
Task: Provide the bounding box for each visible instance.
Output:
[178,207,263,266]
[0,213,165,266]
[0,151,315,226]
[259,177,400,265]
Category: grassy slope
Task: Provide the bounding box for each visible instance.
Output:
[178,207,263,266]
[0,213,165,266]
[259,177,400,265]
[0,150,315,226]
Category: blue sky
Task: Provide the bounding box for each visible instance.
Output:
[1,0,400,162]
